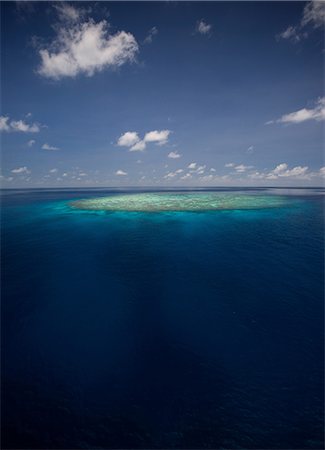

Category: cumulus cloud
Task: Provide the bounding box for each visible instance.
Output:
[116,169,127,176]
[130,140,146,152]
[37,10,139,79]
[49,168,58,173]
[234,164,254,173]
[267,97,325,124]
[164,169,184,179]
[277,1,325,43]
[225,163,234,168]
[164,172,176,179]
[11,166,31,174]
[196,165,206,174]
[164,164,220,182]
[0,116,41,133]
[168,151,181,159]
[143,26,158,44]
[117,131,139,147]
[117,129,171,151]
[180,173,192,180]
[196,19,212,35]
[27,139,36,147]
[11,120,40,133]
[0,116,10,131]
[270,164,309,178]
[186,163,206,174]
[144,130,170,145]
[249,163,310,180]
[272,163,288,175]
[42,143,60,151]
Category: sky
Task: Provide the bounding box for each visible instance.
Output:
[1,1,324,187]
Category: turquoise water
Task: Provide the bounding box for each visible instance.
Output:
[1,188,324,449]
[71,192,289,211]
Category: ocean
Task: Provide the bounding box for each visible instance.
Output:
[1,188,324,449]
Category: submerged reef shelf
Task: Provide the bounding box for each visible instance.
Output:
[70,193,288,212]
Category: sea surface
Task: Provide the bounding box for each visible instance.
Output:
[1,188,324,449]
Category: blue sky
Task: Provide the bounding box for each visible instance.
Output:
[1,1,324,187]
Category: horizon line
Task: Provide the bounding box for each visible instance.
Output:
[1,185,325,190]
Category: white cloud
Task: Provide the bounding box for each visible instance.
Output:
[143,26,158,44]
[168,151,181,159]
[277,25,302,43]
[49,168,58,173]
[302,1,325,28]
[130,140,146,152]
[38,17,138,79]
[210,168,216,172]
[144,129,170,145]
[249,163,319,182]
[266,163,309,179]
[164,168,183,179]
[27,139,36,147]
[273,163,288,175]
[225,163,234,168]
[54,3,82,23]
[118,129,171,151]
[117,131,140,147]
[186,163,206,174]
[282,166,309,177]
[0,116,10,131]
[11,166,31,174]
[116,169,127,176]
[164,171,176,179]
[196,165,206,174]
[11,120,40,133]
[267,97,325,124]
[180,173,192,180]
[247,145,254,154]
[42,143,60,151]
[278,1,324,43]
[248,171,265,180]
[196,19,212,35]
[234,164,254,173]
[0,116,41,133]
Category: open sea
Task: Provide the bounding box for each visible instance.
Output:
[1,187,324,449]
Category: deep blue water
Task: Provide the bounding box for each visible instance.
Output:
[1,188,324,449]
